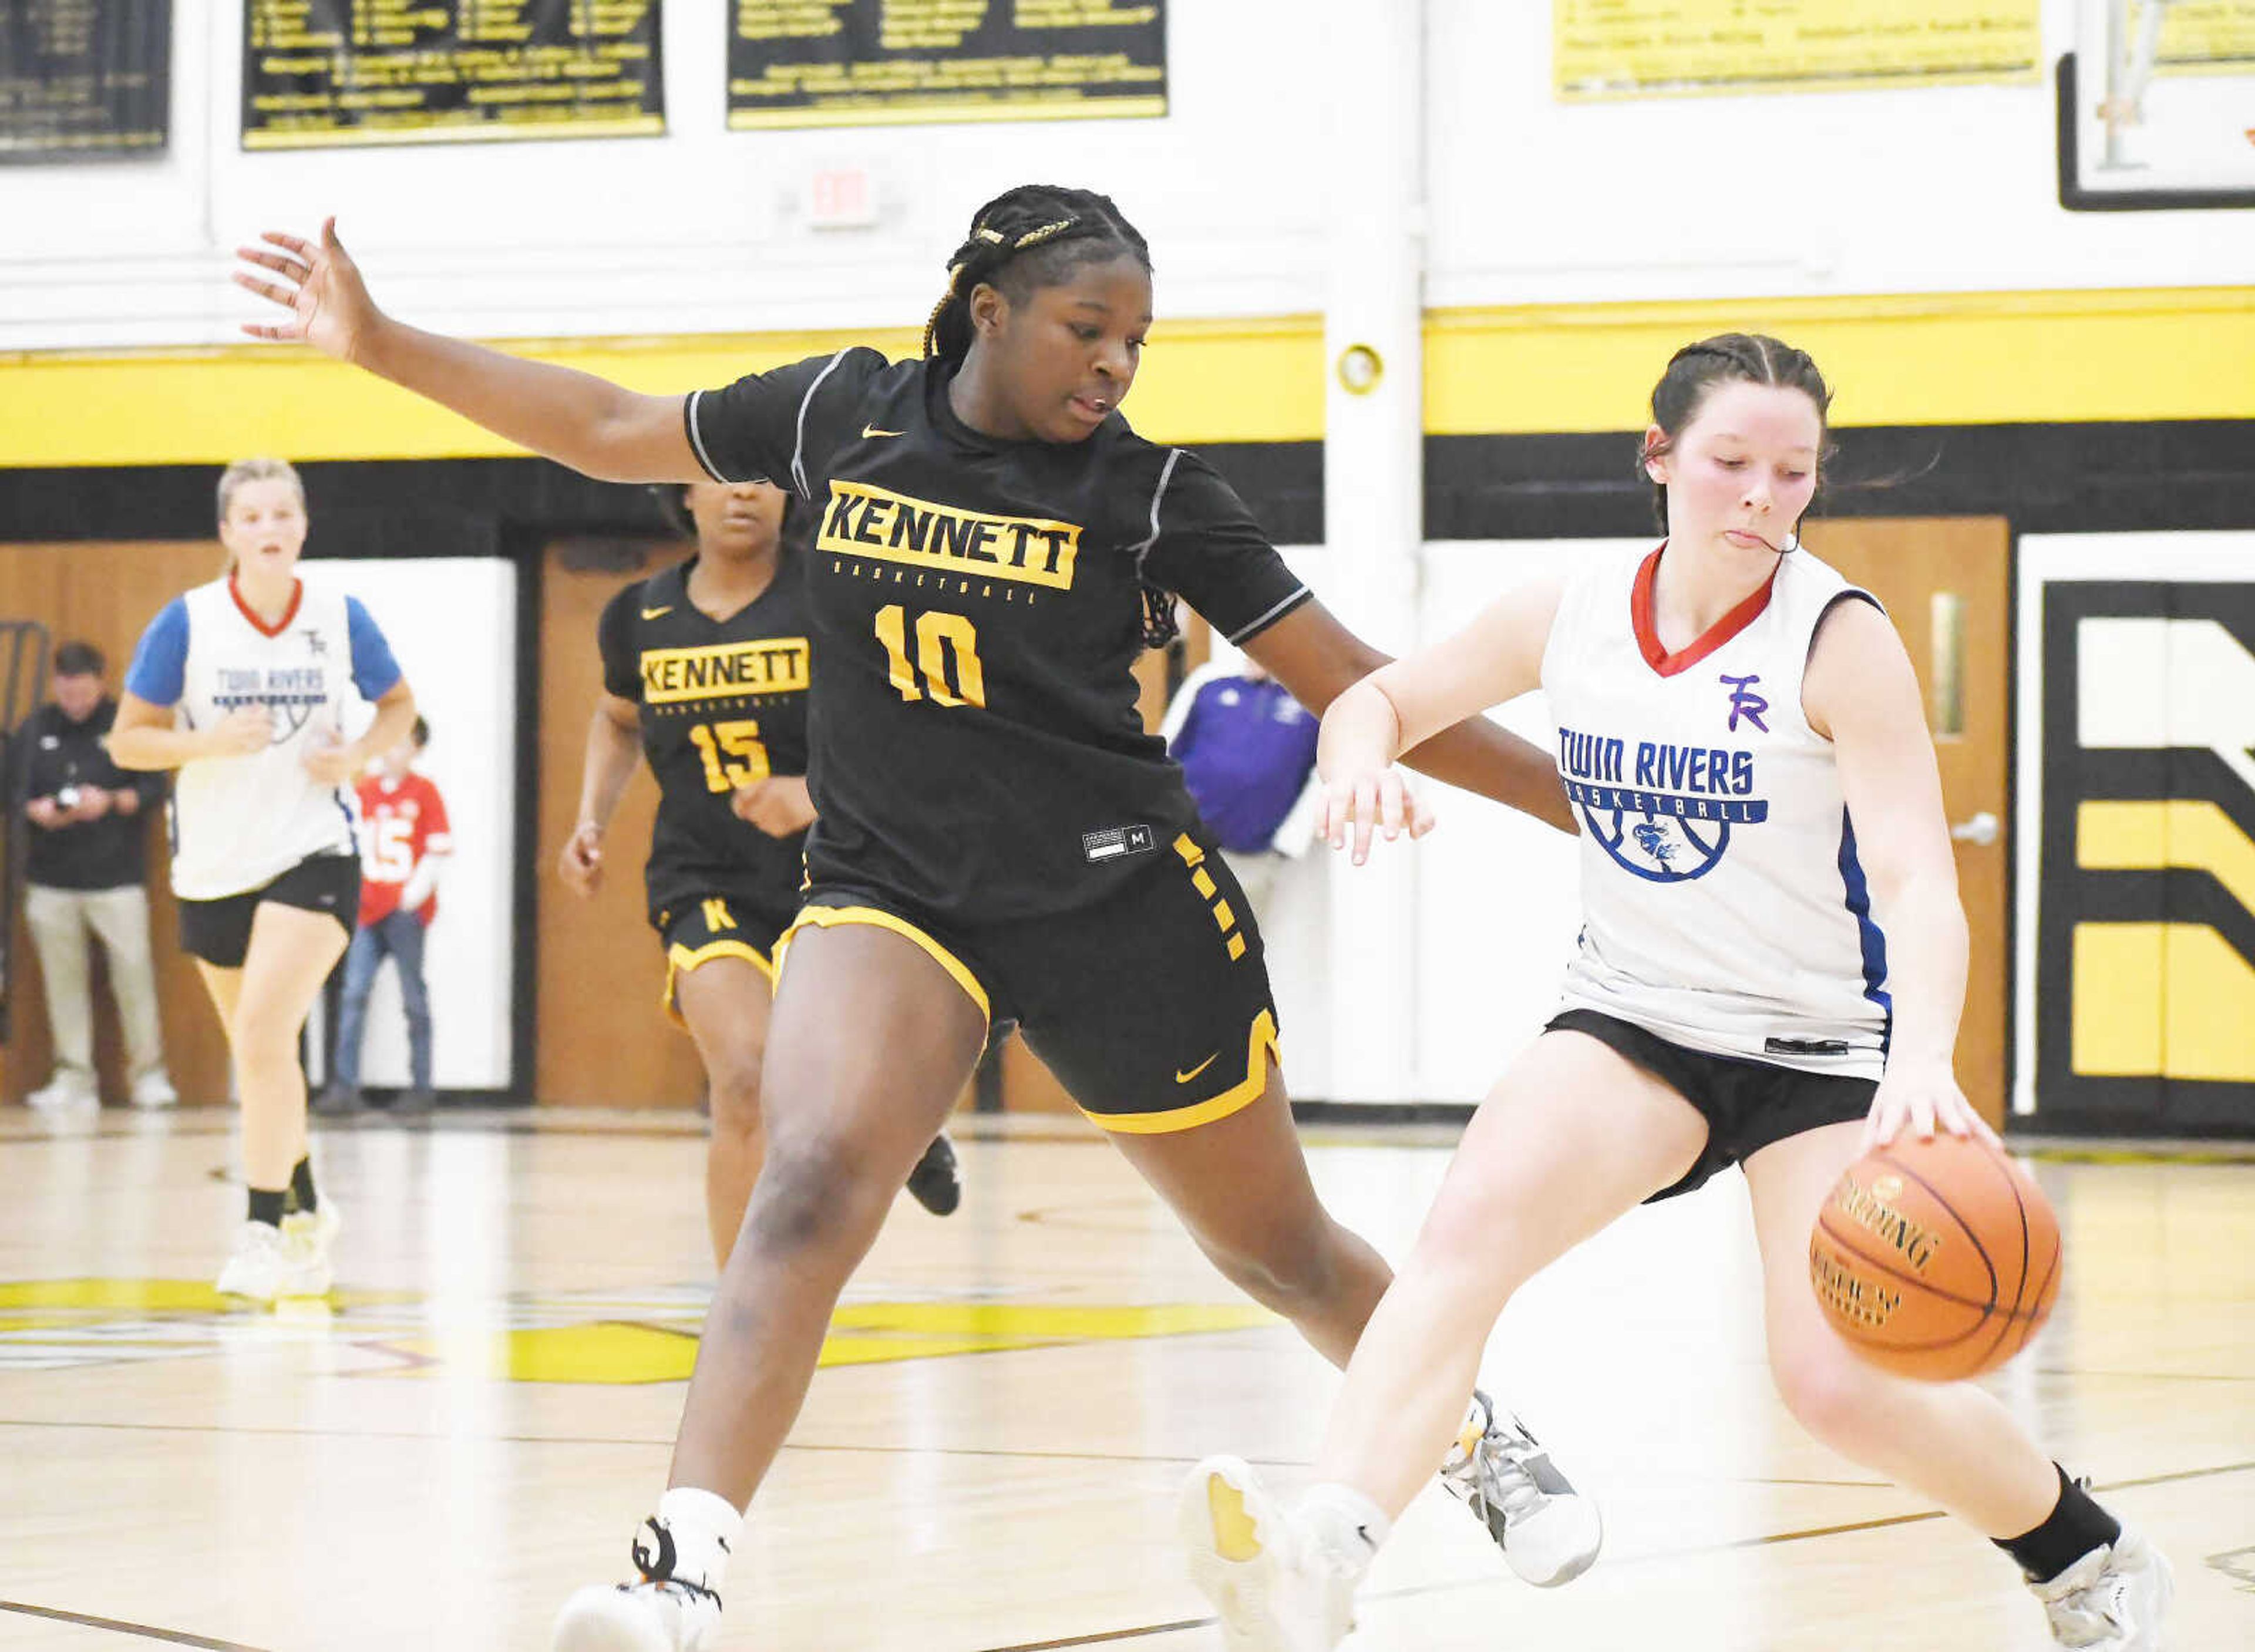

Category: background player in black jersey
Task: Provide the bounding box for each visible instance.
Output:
[236,190,1596,1652]
[558,476,960,1269]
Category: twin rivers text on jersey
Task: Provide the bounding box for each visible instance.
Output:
[597,552,813,932]
[684,348,1311,924]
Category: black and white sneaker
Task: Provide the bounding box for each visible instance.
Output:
[553,1519,724,1652]
[1439,1389,1603,1586]
[2032,1526,2173,1649]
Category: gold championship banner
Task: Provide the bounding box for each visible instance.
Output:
[241,0,664,150]
[1,0,169,162]
[727,0,1166,130]
[1554,0,2040,98]
[2148,0,2255,70]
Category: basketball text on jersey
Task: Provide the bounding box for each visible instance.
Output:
[640,638,810,705]
[816,479,1080,589]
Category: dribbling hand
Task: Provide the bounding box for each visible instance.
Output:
[557,822,604,896]
[207,706,274,758]
[234,217,379,362]
[1862,1055,2000,1151]
[1317,763,1436,865]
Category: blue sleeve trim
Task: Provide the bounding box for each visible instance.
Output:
[345,597,404,701]
[123,598,190,706]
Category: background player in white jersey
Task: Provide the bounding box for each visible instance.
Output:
[1187,337,2170,1651]
[109,458,419,1305]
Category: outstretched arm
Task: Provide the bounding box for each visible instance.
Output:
[235,218,698,484]
[1242,594,1574,839]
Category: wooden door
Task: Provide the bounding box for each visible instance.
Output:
[0,543,237,1108]
[1800,518,2011,1129]
[533,537,708,1107]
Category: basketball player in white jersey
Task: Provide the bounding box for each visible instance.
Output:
[110,458,419,1304]
[1184,337,2170,1651]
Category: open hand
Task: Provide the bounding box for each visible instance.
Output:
[234,217,381,361]
[557,821,604,896]
[1317,763,1436,865]
[1862,1057,2000,1151]
[25,796,64,830]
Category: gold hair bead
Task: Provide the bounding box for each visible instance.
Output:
[1014,218,1076,248]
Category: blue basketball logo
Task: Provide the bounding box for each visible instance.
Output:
[1583,800,1734,883]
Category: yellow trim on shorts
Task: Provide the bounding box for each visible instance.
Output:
[661,938,776,1027]
[1083,1008,1280,1136]
[775,904,991,1032]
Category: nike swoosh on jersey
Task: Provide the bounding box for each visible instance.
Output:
[641,606,674,620]
[1174,1052,1220,1085]
[860,425,905,439]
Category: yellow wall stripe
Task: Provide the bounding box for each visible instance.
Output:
[0,316,1324,467]
[2072,921,2255,1083]
[4,287,2247,467]
[1426,286,2255,434]
[2078,799,2255,918]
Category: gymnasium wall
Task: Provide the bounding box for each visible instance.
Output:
[3,0,2250,367]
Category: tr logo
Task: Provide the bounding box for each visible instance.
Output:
[1720,673,1769,734]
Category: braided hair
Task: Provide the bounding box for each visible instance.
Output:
[924,186,1175,645]
[1640,333,1835,534]
[921,184,1153,366]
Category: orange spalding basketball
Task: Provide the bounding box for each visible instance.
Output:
[1808,1132,2061,1382]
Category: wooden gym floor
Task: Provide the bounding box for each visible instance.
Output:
[0,1106,2248,1651]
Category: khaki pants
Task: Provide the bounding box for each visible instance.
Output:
[25,883,166,1083]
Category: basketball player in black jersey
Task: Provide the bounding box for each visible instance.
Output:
[559,477,960,1271]
[236,189,1600,1652]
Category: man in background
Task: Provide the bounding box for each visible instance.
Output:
[15,641,175,1112]
[1162,652,1321,921]
[321,716,450,1116]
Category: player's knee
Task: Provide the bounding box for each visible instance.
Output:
[1769,1332,1883,1448]
[742,1133,884,1257]
[1200,1220,1344,1315]
[705,1047,766,1135]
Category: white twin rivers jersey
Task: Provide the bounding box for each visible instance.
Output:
[124,576,400,901]
[1543,543,1892,1080]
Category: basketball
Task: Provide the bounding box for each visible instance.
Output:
[1809,1133,2061,1382]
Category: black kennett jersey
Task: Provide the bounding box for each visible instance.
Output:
[597,555,812,930]
[685,349,1312,923]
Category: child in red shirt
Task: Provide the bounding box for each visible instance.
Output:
[320,716,451,1115]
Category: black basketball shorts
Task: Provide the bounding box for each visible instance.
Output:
[656,891,794,1026]
[1546,1007,1878,1202]
[177,853,361,969]
[780,830,1280,1133]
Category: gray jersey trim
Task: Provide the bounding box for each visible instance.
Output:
[684,390,728,483]
[1226,586,1313,647]
[790,350,853,500]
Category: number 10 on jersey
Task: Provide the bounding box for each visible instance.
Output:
[875,605,985,708]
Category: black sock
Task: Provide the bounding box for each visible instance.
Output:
[289,1156,318,1214]
[247,1186,288,1227]
[1997,1465,2122,1583]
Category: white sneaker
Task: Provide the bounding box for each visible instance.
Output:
[282,1201,341,1284]
[553,1518,725,1652]
[1439,1389,1604,1586]
[2033,1526,2174,1649]
[214,1220,331,1304]
[1182,1456,1356,1652]
[26,1069,98,1113]
[129,1071,179,1109]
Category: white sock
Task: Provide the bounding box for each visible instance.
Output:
[652,1486,744,1589]
[1296,1482,1390,1574]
